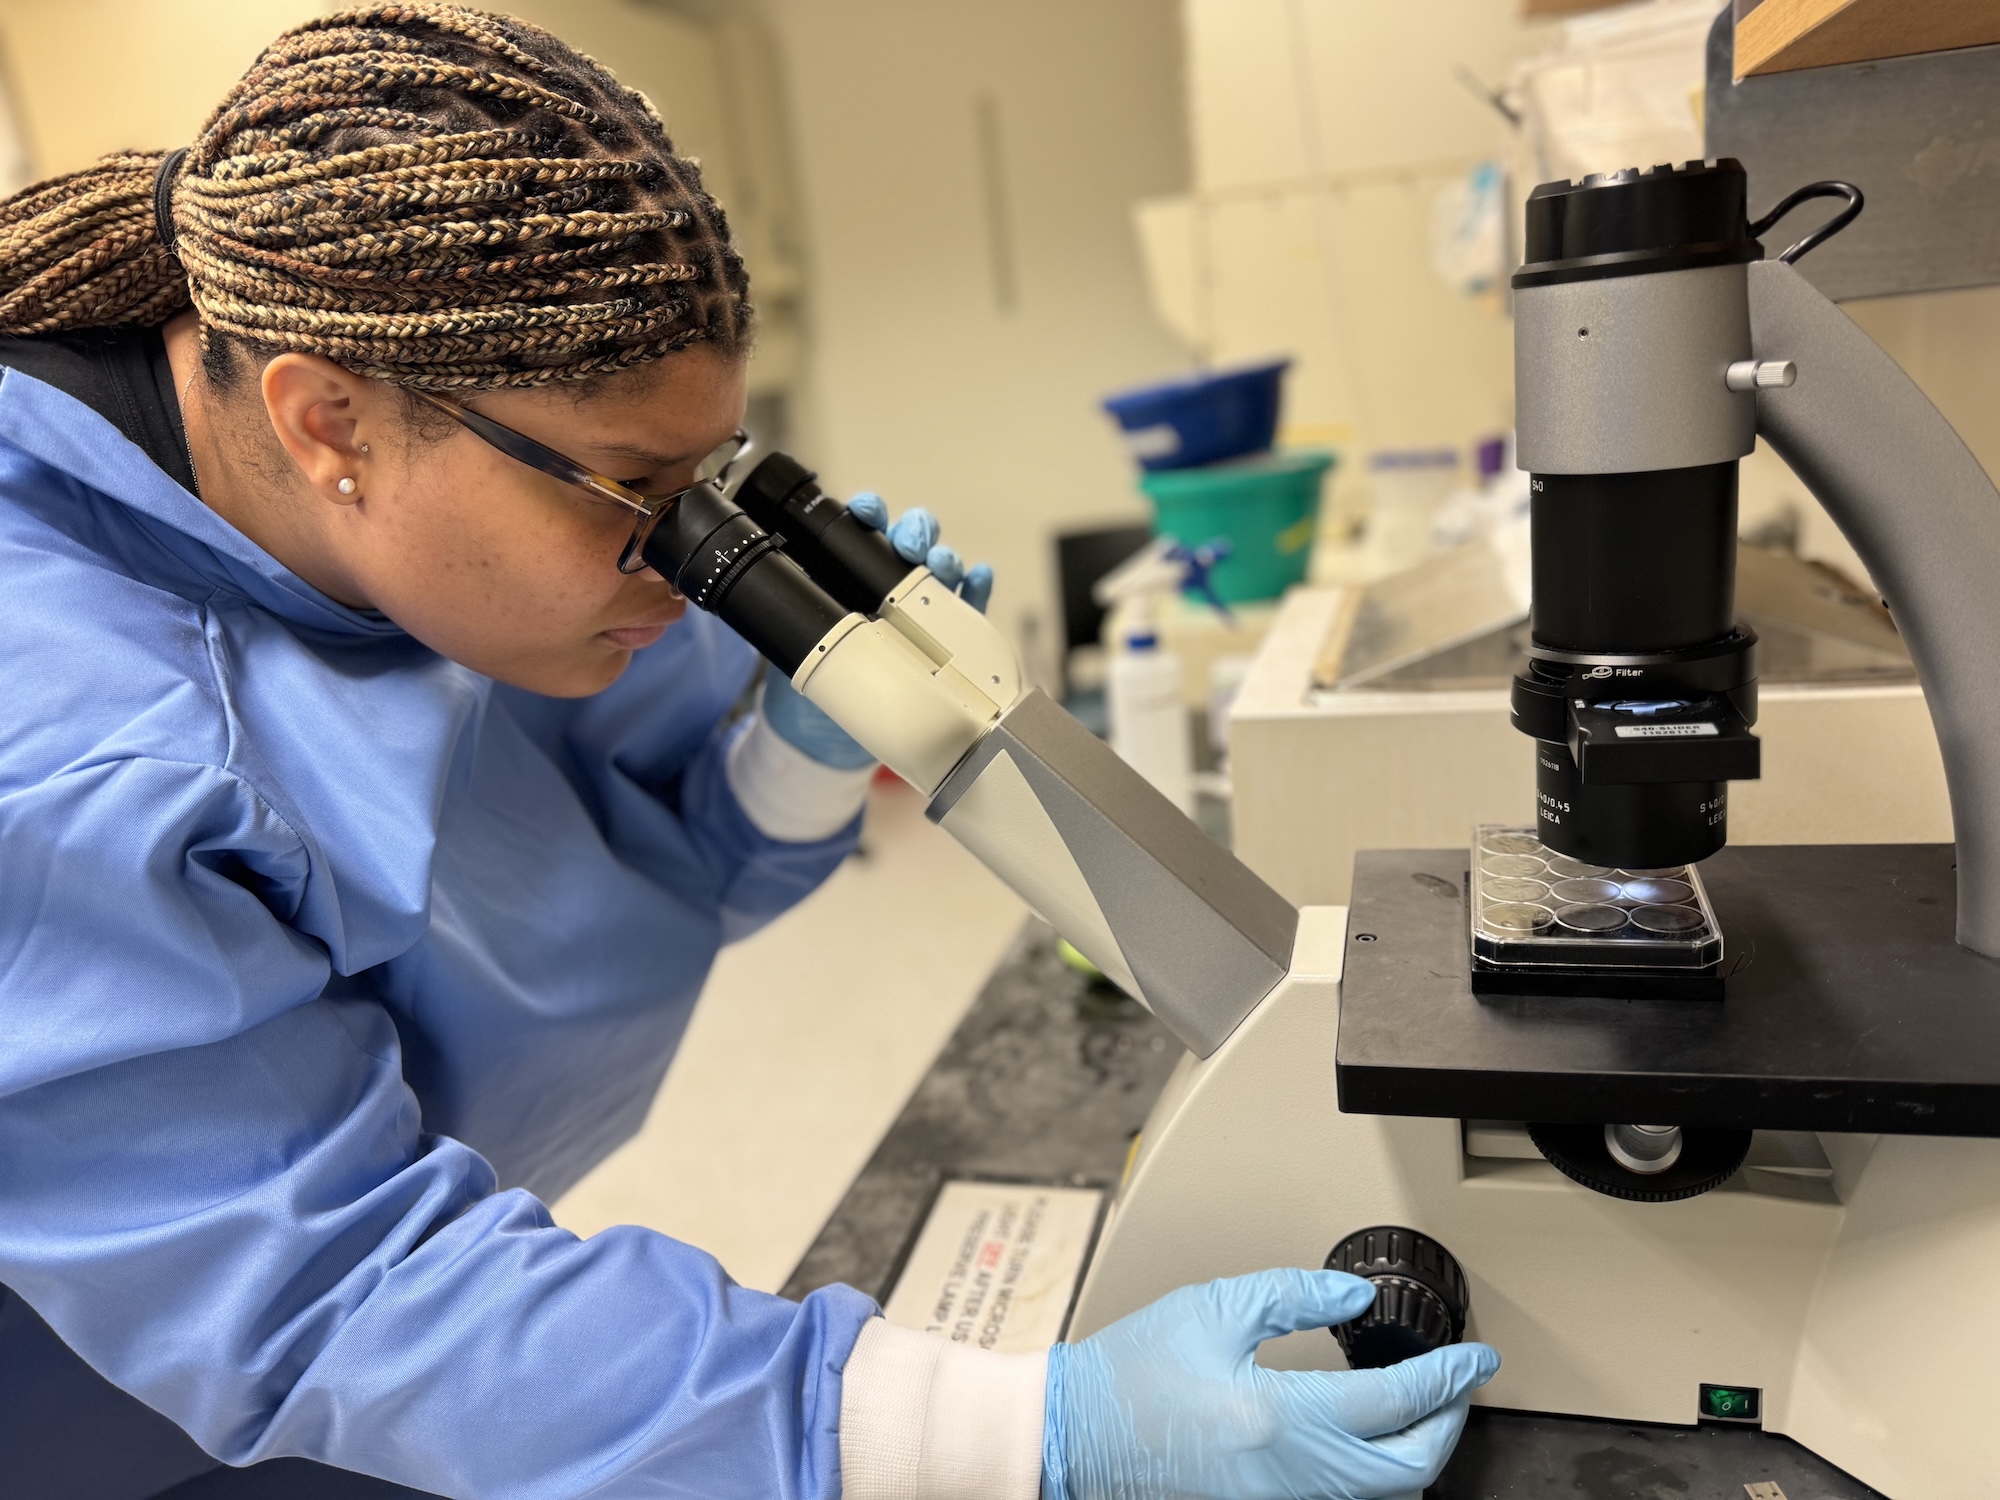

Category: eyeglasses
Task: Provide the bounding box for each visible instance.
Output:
[410,389,752,575]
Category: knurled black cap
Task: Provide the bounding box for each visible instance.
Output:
[1515,159,1760,289]
[1325,1225,1469,1370]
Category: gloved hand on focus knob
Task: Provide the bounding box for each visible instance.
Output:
[762,492,993,769]
[1043,1269,1499,1500]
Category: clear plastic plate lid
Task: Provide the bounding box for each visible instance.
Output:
[1469,825,1722,970]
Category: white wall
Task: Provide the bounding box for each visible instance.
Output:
[761,0,1191,683]
[495,3,808,398]
[0,33,34,195]
[1185,0,1551,189]
[0,1,730,187]
[0,0,324,174]
[1135,0,1559,535]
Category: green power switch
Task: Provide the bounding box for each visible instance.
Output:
[1699,1383,1762,1422]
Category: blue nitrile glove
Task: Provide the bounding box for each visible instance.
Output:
[1043,1269,1500,1500]
[761,493,994,767]
[761,661,879,770]
[850,491,995,613]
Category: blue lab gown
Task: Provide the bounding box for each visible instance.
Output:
[0,368,877,1497]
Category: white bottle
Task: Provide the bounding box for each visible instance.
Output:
[1108,628,1194,815]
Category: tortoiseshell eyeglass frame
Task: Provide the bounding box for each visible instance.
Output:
[410,389,752,575]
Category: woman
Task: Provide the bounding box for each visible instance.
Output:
[0,7,1495,1497]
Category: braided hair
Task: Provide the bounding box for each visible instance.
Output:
[0,2,749,390]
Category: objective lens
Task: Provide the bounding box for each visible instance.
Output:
[1522,463,1747,870]
[1535,741,1726,868]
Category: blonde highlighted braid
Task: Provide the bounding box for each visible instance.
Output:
[0,2,749,390]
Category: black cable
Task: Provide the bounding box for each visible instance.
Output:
[1750,180,1864,265]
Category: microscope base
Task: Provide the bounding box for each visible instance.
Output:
[1070,906,2000,1500]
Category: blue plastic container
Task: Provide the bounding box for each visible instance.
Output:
[1101,359,1290,472]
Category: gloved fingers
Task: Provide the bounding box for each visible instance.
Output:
[849,491,889,531]
[1206,1268,1380,1348]
[1312,1342,1500,1441]
[761,661,878,770]
[926,544,965,588]
[1349,1390,1477,1495]
[847,497,979,595]
[887,507,942,564]
[958,563,994,614]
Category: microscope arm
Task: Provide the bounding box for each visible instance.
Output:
[666,450,1298,1057]
[790,587,1299,1058]
[1747,260,2000,955]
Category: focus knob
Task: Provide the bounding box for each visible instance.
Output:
[1324,1225,1469,1369]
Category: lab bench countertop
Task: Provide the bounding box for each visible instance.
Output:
[782,919,1180,1303]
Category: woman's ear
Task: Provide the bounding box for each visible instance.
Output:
[261,353,381,506]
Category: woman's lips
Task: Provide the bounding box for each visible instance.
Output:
[601,604,686,650]
[601,622,670,650]
[601,591,687,650]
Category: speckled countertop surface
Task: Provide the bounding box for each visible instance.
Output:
[782,918,1180,1304]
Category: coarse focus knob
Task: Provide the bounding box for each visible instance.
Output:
[1324,1226,1469,1369]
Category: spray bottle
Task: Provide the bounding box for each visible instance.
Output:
[1092,538,1233,817]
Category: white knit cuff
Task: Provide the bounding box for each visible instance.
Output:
[838,1318,1048,1500]
[724,711,874,843]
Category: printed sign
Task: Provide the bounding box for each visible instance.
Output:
[882,1181,1104,1352]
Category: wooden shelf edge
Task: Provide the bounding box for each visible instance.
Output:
[1737,0,2000,79]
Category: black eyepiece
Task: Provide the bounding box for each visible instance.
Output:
[731,453,915,616]
[641,485,847,675]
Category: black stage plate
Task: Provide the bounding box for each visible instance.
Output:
[1338,843,2000,1134]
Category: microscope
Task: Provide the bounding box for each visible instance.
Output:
[653,157,2000,1497]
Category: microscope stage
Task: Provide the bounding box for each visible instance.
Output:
[1338,843,2000,1134]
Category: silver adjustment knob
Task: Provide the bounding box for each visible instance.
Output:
[1604,1122,1683,1175]
[1726,359,1797,392]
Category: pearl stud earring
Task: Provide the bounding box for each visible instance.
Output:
[337,478,357,495]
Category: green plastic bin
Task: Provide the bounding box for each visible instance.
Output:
[1138,449,1335,603]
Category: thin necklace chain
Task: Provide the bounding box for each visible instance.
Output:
[179,363,202,498]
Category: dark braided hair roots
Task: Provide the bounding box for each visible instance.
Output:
[0,2,751,390]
